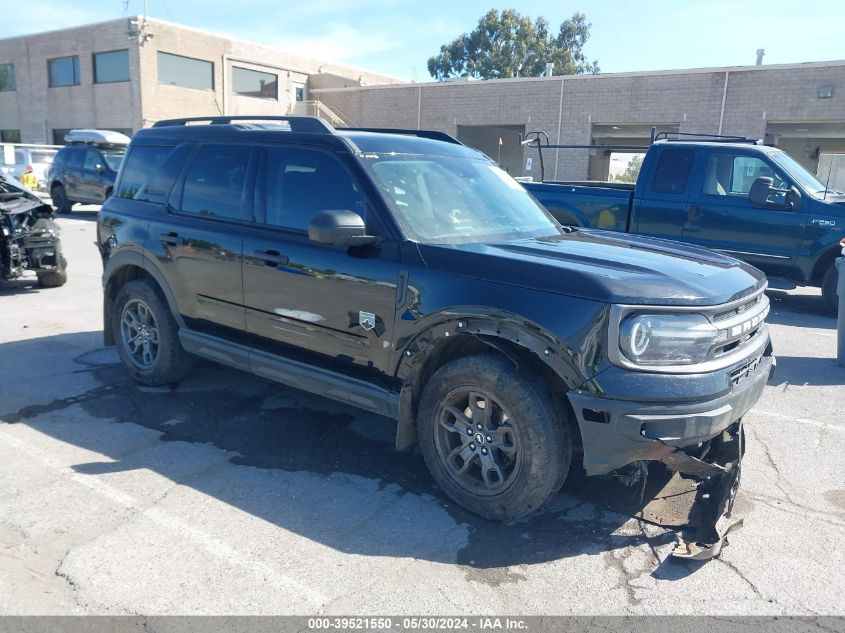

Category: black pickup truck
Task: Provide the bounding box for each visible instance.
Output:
[523,133,845,313]
[98,117,774,557]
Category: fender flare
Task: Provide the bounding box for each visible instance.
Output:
[102,249,185,345]
[392,313,588,449]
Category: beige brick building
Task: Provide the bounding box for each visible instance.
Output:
[0,16,401,145]
[1,16,843,181]
[313,61,845,180]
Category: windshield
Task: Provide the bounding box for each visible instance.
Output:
[361,153,561,244]
[103,151,124,172]
[769,150,830,198]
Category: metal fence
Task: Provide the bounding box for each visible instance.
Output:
[0,142,62,191]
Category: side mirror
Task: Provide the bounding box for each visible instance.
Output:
[749,176,800,209]
[785,186,802,209]
[749,177,774,206]
[309,210,378,248]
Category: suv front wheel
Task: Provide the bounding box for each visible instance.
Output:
[417,354,571,521]
[112,280,193,385]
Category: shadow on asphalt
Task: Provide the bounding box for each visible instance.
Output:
[59,209,99,221]
[2,332,693,575]
[765,289,834,327]
[768,355,845,387]
[0,278,41,295]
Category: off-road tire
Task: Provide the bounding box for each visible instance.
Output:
[51,184,73,214]
[822,266,839,316]
[112,279,193,385]
[417,354,571,521]
[37,262,67,288]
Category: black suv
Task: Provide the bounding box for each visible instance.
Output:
[98,116,773,532]
[49,137,126,213]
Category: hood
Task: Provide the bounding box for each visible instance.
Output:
[418,229,766,306]
[0,171,50,214]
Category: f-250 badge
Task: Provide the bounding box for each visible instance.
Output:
[810,218,836,226]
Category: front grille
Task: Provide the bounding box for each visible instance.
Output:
[713,294,761,322]
[730,353,764,386]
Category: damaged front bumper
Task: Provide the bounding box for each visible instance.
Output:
[567,350,774,558]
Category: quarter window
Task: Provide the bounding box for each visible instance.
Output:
[157,52,213,91]
[262,147,363,232]
[703,153,786,196]
[232,66,277,99]
[0,63,15,91]
[180,145,251,220]
[48,56,80,87]
[117,145,179,199]
[650,149,693,194]
[93,50,130,83]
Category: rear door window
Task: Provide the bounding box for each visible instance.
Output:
[650,148,694,194]
[179,144,253,221]
[116,145,178,199]
[83,149,101,172]
[66,147,84,170]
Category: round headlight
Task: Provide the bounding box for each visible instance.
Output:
[619,312,718,366]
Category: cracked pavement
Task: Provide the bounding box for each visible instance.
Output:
[0,210,843,615]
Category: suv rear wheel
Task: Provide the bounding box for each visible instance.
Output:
[417,354,570,521]
[113,280,193,385]
[51,184,73,214]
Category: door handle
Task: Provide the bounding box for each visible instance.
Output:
[254,249,289,266]
[159,231,184,245]
[685,205,700,222]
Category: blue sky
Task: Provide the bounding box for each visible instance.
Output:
[8,1,845,80]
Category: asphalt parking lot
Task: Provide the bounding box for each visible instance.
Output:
[1,208,844,616]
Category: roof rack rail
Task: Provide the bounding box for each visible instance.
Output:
[652,130,761,144]
[152,115,334,134]
[337,127,463,145]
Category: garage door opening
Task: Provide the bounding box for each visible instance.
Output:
[457,125,525,176]
[588,123,678,181]
[765,121,845,175]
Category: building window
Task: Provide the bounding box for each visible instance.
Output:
[48,56,80,87]
[0,64,15,92]
[232,66,277,100]
[52,128,72,145]
[93,50,130,83]
[157,52,213,91]
[0,129,21,143]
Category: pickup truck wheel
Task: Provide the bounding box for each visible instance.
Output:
[112,280,193,385]
[417,354,570,521]
[51,185,73,214]
[822,266,839,316]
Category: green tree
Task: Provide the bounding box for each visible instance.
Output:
[427,9,599,81]
[616,154,644,183]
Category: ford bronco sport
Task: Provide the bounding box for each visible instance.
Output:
[98,116,774,554]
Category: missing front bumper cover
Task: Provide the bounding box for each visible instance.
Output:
[640,421,745,560]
